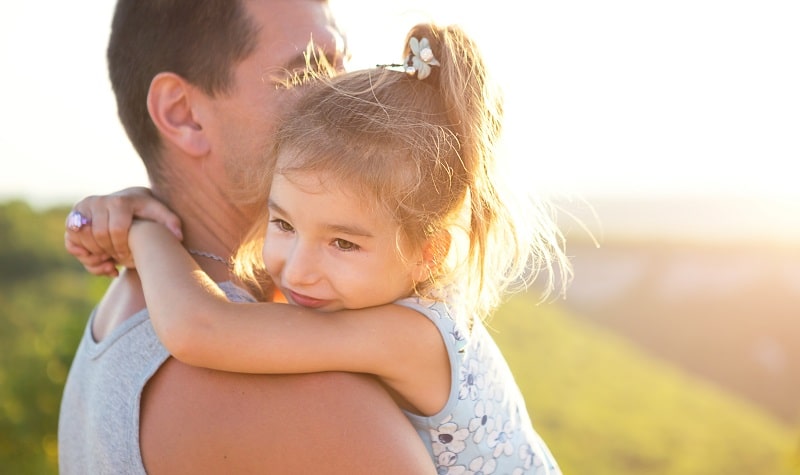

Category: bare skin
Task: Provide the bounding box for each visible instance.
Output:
[141,361,433,474]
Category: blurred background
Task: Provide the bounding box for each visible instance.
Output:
[2,1,799,473]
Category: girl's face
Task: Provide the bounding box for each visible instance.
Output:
[262,171,428,311]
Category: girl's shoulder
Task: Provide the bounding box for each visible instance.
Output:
[394,296,470,354]
[394,296,454,323]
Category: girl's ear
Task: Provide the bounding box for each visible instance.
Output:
[412,230,452,283]
[147,72,211,157]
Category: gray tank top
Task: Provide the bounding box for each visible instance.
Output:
[58,282,254,474]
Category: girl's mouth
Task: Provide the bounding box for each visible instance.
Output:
[286,289,330,309]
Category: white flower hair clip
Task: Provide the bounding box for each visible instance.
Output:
[405,37,440,80]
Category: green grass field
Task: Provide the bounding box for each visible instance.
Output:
[492,293,800,474]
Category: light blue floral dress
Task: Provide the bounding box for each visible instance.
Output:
[396,297,561,475]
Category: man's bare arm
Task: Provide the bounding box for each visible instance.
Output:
[141,359,436,474]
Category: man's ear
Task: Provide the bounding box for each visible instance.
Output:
[147,72,210,157]
[412,230,452,283]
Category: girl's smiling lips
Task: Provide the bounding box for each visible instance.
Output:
[285,289,330,309]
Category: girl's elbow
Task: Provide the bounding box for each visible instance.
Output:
[161,330,191,362]
[152,313,202,364]
[152,321,185,358]
[162,330,213,368]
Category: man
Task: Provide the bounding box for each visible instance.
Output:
[58,1,436,473]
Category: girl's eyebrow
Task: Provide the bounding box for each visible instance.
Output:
[267,198,286,215]
[325,223,373,239]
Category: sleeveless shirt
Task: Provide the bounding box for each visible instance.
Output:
[396,297,562,474]
[58,282,254,474]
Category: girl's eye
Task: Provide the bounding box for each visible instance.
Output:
[332,238,359,252]
[270,218,294,232]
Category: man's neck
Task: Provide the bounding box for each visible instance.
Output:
[151,183,253,283]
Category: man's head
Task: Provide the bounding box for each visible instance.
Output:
[108,0,258,173]
[107,0,347,202]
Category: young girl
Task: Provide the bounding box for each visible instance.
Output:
[73,23,570,474]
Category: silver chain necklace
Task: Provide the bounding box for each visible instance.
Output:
[188,249,232,268]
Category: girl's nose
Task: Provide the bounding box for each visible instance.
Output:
[282,242,320,287]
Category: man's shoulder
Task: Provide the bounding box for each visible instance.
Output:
[140,359,435,474]
[92,270,147,341]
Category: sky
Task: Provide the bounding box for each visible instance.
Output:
[2,1,799,216]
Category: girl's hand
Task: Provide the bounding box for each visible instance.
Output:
[64,187,183,277]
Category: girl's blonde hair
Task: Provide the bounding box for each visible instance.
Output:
[237,23,571,321]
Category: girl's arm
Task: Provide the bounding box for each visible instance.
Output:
[129,220,450,415]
